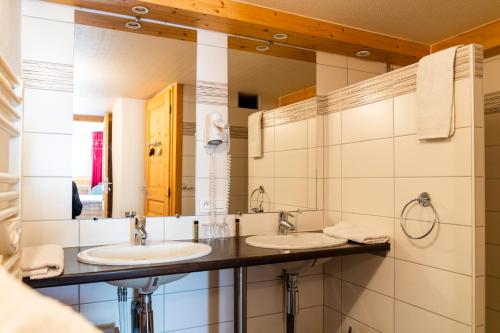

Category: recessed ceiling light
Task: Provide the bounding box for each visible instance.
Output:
[132,6,149,15]
[125,20,142,30]
[256,45,270,52]
[355,50,370,57]
[273,33,288,40]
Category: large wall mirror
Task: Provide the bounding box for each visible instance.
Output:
[71,12,319,220]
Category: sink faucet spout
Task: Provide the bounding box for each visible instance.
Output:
[134,216,148,245]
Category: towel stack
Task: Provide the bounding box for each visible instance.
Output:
[21,244,64,280]
[323,222,389,244]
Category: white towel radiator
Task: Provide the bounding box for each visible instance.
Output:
[0,55,22,278]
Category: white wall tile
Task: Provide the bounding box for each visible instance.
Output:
[395,127,472,177]
[262,126,274,152]
[324,306,342,333]
[395,300,470,333]
[22,0,74,22]
[274,120,308,151]
[164,286,233,331]
[324,111,341,146]
[296,210,323,231]
[23,89,73,134]
[299,274,324,308]
[316,65,347,95]
[248,152,274,178]
[485,113,500,146]
[396,220,472,275]
[395,259,472,324]
[342,178,394,217]
[395,177,472,225]
[22,177,71,221]
[239,212,279,236]
[342,138,394,178]
[22,220,79,247]
[196,44,227,83]
[348,70,379,85]
[274,149,307,178]
[79,218,130,246]
[342,281,394,333]
[324,275,341,311]
[247,313,283,333]
[164,269,233,293]
[317,51,347,68]
[23,133,72,176]
[347,57,387,74]
[342,254,394,297]
[247,280,283,317]
[324,145,341,178]
[37,285,79,306]
[324,178,341,211]
[342,99,393,143]
[21,16,74,64]
[297,306,323,333]
[274,178,308,208]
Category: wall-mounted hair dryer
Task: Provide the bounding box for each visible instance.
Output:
[204,112,227,146]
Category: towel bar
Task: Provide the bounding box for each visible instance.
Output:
[399,192,438,240]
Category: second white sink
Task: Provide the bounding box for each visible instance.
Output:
[245,232,347,250]
[77,241,212,266]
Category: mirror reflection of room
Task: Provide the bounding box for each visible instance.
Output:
[72,22,195,219]
[227,46,316,214]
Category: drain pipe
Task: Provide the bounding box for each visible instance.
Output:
[131,292,154,333]
[284,272,299,333]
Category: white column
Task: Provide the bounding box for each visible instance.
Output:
[195,30,228,215]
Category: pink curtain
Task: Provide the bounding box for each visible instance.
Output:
[91,131,103,188]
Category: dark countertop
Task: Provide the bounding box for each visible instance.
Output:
[24,234,390,289]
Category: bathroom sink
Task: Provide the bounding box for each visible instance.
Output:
[245,232,347,250]
[77,241,212,266]
[108,275,187,294]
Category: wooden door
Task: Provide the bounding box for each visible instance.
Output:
[103,112,113,217]
[144,83,183,216]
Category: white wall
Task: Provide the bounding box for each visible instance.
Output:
[111,98,145,218]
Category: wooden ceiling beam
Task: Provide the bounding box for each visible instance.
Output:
[47,0,429,66]
[431,19,500,58]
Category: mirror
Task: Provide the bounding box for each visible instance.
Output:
[72,23,196,219]
[227,44,317,214]
[70,18,319,220]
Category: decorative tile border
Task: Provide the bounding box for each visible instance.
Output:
[183,121,247,139]
[262,97,319,127]
[485,91,500,114]
[196,80,228,106]
[21,60,73,92]
[321,44,483,114]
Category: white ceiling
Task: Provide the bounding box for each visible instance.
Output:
[74,25,315,115]
[237,0,500,43]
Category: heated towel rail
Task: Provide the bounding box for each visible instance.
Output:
[0,55,22,278]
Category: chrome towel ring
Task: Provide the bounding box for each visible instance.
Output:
[400,192,438,240]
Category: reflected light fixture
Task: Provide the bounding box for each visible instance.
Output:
[125,18,142,30]
[131,6,149,15]
[256,44,270,52]
[356,50,371,57]
[273,33,288,40]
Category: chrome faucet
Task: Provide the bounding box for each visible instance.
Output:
[278,211,295,235]
[134,216,148,245]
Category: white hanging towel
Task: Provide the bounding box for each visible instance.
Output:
[416,45,460,139]
[248,111,263,158]
[21,244,64,280]
[323,221,389,244]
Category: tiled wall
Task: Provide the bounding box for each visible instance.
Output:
[484,54,500,333]
[321,45,485,332]
[20,0,77,242]
[248,98,319,212]
[181,84,196,215]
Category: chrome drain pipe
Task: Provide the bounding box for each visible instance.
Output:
[284,272,299,333]
[131,292,154,333]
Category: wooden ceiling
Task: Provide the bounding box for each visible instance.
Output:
[51,0,500,64]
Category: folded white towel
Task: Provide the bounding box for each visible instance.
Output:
[323,222,389,244]
[416,46,460,139]
[0,266,100,333]
[21,244,64,280]
[248,111,263,158]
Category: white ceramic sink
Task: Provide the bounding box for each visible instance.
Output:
[245,232,347,250]
[77,241,212,266]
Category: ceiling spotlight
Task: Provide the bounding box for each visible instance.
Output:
[131,5,149,15]
[256,44,270,52]
[355,50,370,57]
[273,33,288,40]
[125,19,142,30]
